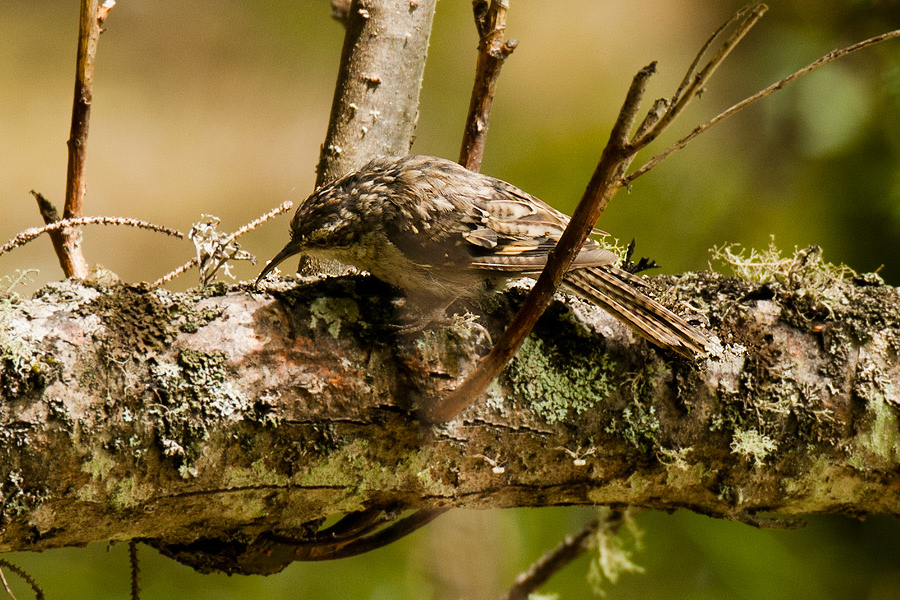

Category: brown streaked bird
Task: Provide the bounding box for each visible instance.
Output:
[256,154,714,359]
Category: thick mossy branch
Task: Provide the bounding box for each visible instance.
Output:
[0,248,899,558]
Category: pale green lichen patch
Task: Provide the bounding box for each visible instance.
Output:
[309,297,361,338]
[505,335,615,424]
[148,348,252,477]
[110,475,154,510]
[587,472,652,505]
[602,364,664,452]
[847,355,900,469]
[712,237,858,289]
[358,448,440,493]
[297,438,371,488]
[82,448,116,481]
[659,447,711,490]
[730,428,778,467]
[786,455,873,510]
[855,395,900,467]
[225,458,290,489]
[76,449,120,503]
[176,304,225,334]
[295,439,449,499]
[402,451,458,497]
[711,238,897,347]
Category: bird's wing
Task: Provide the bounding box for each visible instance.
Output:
[379,156,618,273]
[463,181,617,273]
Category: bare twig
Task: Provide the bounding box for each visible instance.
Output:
[0,216,184,258]
[293,508,449,561]
[303,507,388,542]
[0,565,16,600]
[150,201,293,289]
[625,28,900,185]
[423,64,657,422]
[458,0,518,171]
[500,519,600,600]
[0,560,44,600]
[222,201,294,243]
[630,3,767,151]
[129,539,140,600]
[149,258,200,289]
[670,3,760,107]
[60,0,116,278]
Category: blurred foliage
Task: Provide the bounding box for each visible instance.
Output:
[2,0,900,598]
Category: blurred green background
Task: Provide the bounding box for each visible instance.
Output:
[3,0,900,598]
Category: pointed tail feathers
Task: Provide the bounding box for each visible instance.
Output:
[562,267,713,359]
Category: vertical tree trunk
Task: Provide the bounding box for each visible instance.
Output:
[316,0,438,186]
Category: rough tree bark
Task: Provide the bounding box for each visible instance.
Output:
[316,0,438,186]
[1,262,899,572]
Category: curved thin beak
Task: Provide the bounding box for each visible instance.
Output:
[254,241,302,288]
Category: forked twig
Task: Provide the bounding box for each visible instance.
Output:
[260,507,450,562]
[425,2,900,423]
[629,3,767,151]
[670,3,761,107]
[625,27,900,185]
[284,508,450,561]
[425,8,774,422]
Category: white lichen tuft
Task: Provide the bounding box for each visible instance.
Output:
[731,428,778,467]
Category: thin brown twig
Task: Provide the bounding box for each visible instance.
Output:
[625,28,900,185]
[224,201,294,243]
[458,0,518,171]
[500,518,600,600]
[150,201,293,289]
[60,0,115,278]
[0,560,44,600]
[0,216,184,258]
[423,63,657,423]
[266,507,392,547]
[630,3,767,151]
[670,2,760,107]
[302,507,388,543]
